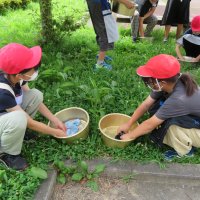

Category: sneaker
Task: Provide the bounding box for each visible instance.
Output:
[24,130,38,142]
[0,153,28,171]
[94,62,112,70]
[163,150,180,161]
[96,55,113,62]
[164,147,195,161]
[132,37,137,43]
[163,37,168,42]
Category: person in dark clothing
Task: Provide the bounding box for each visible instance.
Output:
[161,0,191,42]
[131,0,158,42]
[118,54,200,160]
[176,15,200,62]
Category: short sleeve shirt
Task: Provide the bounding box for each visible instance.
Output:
[177,34,200,57]
[0,73,23,112]
[139,0,158,17]
[151,80,200,120]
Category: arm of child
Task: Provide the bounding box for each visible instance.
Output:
[117,95,156,133]
[192,54,200,62]
[38,103,66,132]
[6,105,66,138]
[21,83,66,132]
[175,43,184,60]
[143,7,156,19]
[121,114,164,140]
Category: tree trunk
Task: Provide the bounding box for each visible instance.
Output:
[39,0,55,43]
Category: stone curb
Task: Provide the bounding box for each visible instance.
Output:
[34,159,200,200]
[34,169,57,200]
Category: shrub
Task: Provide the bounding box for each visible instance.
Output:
[0,0,31,13]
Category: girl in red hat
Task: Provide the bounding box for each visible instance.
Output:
[176,15,200,62]
[0,43,66,170]
[118,54,200,161]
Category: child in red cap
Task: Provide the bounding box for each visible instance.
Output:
[0,43,66,170]
[118,54,200,161]
[176,15,200,62]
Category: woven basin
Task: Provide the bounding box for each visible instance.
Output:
[111,0,138,16]
[48,107,89,143]
[99,113,138,148]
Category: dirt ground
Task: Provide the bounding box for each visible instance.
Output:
[52,176,130,200]
[51,174,200,200]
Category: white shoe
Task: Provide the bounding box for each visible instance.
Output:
[163,37,168,42]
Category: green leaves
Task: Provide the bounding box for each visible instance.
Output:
[71,173,83,181]
[86,181,99,192]
[79,161,88,172]
[53,160,106,191]
[29,167,48,180]
[94,164,106,174]
[57,173,66,184]
[0,170,7,183]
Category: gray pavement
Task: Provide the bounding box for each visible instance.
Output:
[34,159,200,200]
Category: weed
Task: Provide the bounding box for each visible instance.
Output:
[53,160,106,191]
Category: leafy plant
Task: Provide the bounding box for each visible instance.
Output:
[0,170,7,183]
[29,167,48,179]
[53,160,106,191]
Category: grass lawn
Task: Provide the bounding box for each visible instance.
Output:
[0,0,200,199]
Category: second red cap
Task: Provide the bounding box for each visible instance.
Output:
[136,54,180,79]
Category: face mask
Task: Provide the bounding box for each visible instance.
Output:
[147,79,163,92]
[25,70,39,81]
[19,79,24,86]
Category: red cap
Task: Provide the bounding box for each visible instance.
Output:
[0,43,42,74]
[191,15,200,32]
[136,54,180,79]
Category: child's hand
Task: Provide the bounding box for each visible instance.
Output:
[192,57,199,62]
[117,123,130,134]
[52,129,67,138]
[51,117,66,132]
[120,132,133,140]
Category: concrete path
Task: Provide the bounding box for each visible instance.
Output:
[34,159,200,200]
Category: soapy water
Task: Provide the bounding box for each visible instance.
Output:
[65,119,87,137]
[102,126,120,139]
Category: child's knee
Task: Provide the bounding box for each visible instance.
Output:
[12,111,27,131]
[30,89,43,104]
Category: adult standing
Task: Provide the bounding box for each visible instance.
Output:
[161,0,191,42]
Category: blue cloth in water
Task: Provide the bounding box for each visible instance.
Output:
[65,119,80,136]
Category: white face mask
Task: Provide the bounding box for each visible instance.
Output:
[25,70,39,81]
[19,79,24,86]
[147,79,163,92]
[19,71,39,86]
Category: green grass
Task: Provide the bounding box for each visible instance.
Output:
[0,1,200,199]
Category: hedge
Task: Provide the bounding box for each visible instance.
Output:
[0,0,32,12]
